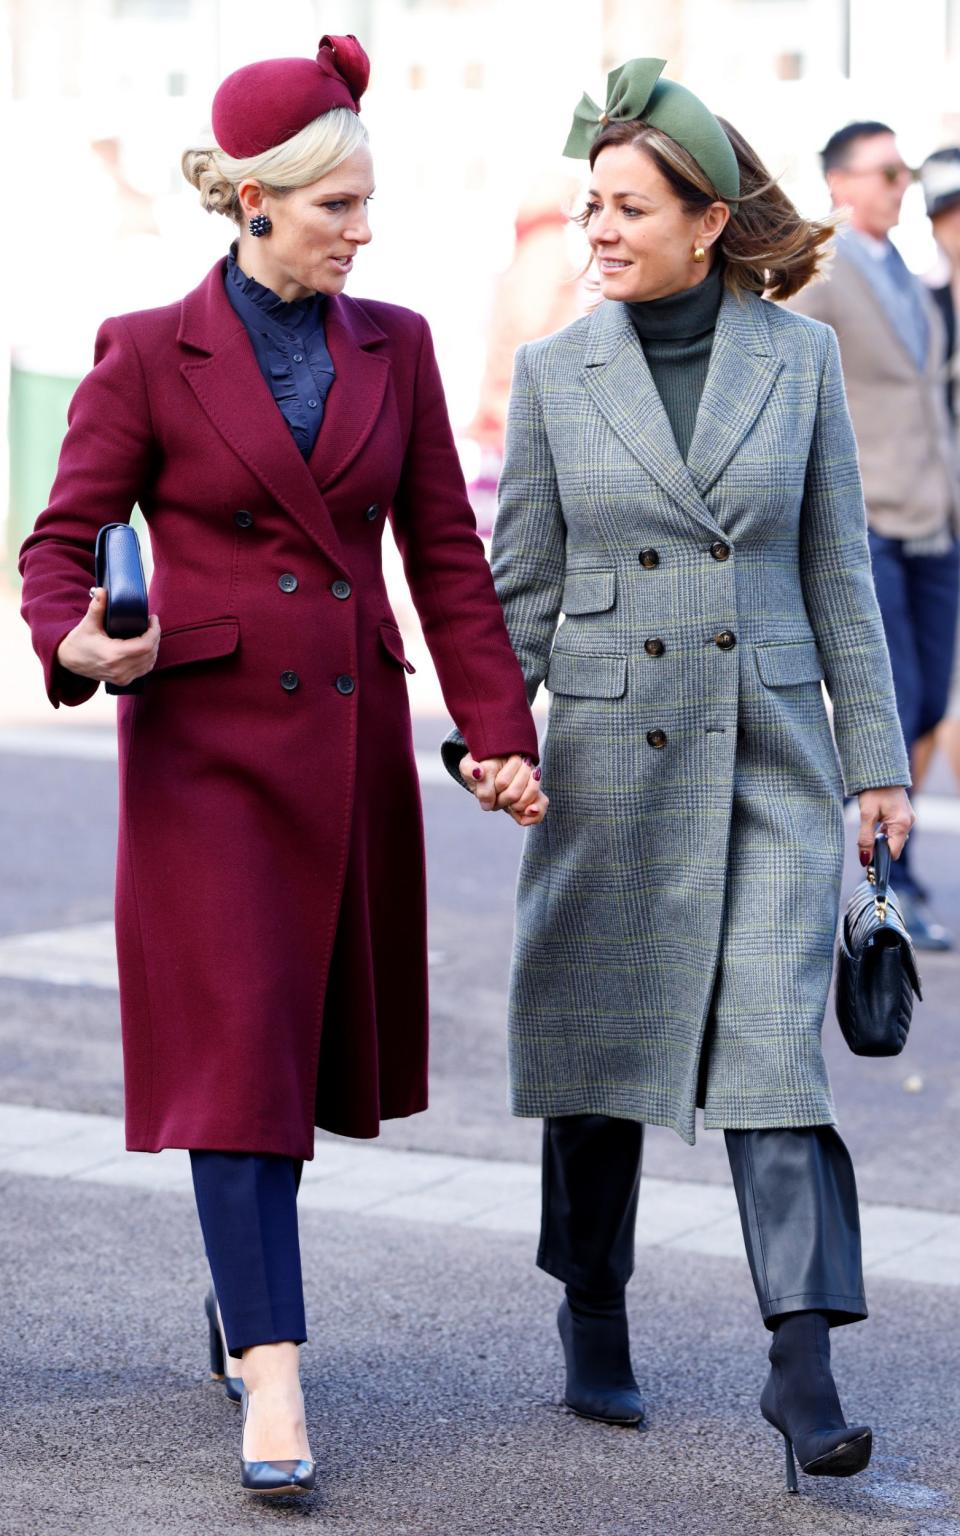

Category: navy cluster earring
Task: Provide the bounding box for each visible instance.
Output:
[249,213,272,238]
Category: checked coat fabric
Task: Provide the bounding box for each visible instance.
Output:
[479,287,910,1143]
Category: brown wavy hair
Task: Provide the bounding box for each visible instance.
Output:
[578,117,836,300]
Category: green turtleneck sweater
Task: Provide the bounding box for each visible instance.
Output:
[625,263,723,462]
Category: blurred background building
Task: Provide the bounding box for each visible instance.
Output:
[4,0,960,671]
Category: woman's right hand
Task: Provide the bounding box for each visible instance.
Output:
[56,587,161,687]
[459,752,549,826]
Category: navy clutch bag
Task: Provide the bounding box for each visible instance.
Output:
[95,522,149,695]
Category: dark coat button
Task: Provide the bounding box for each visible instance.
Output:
[234,510,254,529]
[647,729,668,749]
[278,573,299,593]
[280,671,300,691]
[639,548,660,569]
[365,504,381,522]
[710,541,731,561]
[715,630,737,650]
[644,638,665,657]
[331,580,352,600]
[335,674,356,695]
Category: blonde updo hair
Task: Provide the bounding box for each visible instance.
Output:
[182,107,369,225]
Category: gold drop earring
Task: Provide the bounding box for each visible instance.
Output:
[692,245,707,263]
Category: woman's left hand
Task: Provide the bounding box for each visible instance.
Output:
[857,785,916,862]
[459,752,549,825]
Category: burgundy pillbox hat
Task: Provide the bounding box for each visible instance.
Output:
[212,33,370,159]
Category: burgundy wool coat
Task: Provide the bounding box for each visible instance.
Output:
[19,258,538,1158]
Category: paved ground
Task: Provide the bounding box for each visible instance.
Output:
[1,713,959,1534]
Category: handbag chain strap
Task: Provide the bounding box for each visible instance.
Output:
[867,831,891,922]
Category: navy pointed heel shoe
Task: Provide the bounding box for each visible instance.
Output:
[558,1290,646,1426]
[240,1389,316,1495]
[760,1312,872,1493]
[204,1289,243,1404]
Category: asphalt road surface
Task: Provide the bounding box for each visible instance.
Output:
[1,719,958,1536]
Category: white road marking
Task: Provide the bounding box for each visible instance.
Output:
[0,726,451,782]
[0,923,445,990]
[0,1099,957,1287]
[0,921,117,988]
[2,726,958,824]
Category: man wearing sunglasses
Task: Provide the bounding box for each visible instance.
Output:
[788,121,960,950]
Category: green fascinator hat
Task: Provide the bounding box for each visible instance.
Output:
[564,57,740,210]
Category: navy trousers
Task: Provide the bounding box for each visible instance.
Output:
[190,1151,306,1357]
[537,1116,867,1329]
[868,530,960,891]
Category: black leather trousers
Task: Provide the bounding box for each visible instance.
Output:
[537,1116,867,1329]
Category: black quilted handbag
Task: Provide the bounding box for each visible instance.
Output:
[835,833,922,1056]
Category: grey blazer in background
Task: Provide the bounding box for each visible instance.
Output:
[786,242,960,540]
[451,288,909,1144]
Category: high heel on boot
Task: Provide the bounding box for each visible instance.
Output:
[240,1389,316,1495]
[760,1311,871,1492]
[558,1290,645,1426]
[204,1289,243,1404]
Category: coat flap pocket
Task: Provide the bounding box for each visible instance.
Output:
[561,570,616,616]
[154,618,240,672]
[379,622,416,673]
[755,640,824,688]
[546,650,627,698]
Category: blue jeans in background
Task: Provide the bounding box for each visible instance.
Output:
[868,530,960,894]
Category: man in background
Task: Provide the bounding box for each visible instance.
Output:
[909,148,960,802]
[788,121,960,949]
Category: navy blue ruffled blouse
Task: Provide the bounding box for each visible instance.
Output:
[225,247,335,459]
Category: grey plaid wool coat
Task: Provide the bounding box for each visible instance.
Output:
[449,287,911,1143]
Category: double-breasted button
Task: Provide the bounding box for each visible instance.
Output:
[331,580,352,600]
[234,510,254,529]
[644,638,665,657]
[335,674,356,695]
[710,541,731,562]
[280,671,300,691]
[647,729,668,749]
[715,630,737,650]
[639,548,660,569]
[278,573,299,593]
[365,504,381,522]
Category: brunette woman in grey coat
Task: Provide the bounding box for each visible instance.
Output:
[448,60,914,1492]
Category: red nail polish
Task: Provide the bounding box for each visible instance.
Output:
[859,849,871,867]
[533,768,542,781]
[472,767,483,780]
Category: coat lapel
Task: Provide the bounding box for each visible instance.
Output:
[307,295,391,489]
[178,262,390,571]
[582,289,784,531]
[582,300,720,534]
[684,288,784,500]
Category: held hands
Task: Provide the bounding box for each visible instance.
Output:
[459,752,549,826]
[857,785,916,864]
[56,587,161,688]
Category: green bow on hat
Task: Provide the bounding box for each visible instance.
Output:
[564,57,741,208]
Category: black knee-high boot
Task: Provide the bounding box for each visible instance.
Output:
[725,1128,871,1489]
[538,1115,645,1425]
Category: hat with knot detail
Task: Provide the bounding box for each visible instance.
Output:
[564,57,740,209]
[212,34,370,159]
